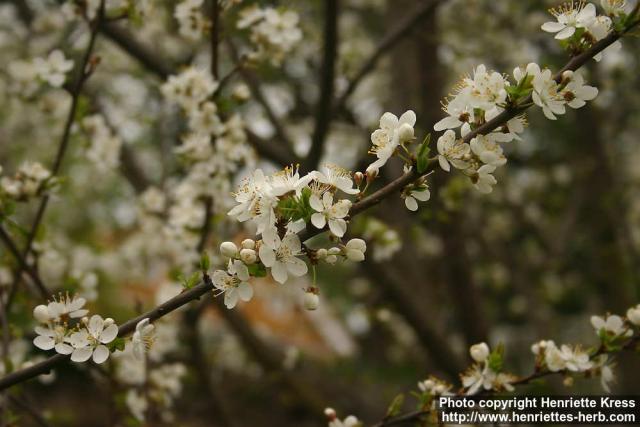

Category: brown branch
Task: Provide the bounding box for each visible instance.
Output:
[100,23,174,80]
[0,226,47,296]
[6,0,106,307]
[333,0,444,116]
[304,0,339,171]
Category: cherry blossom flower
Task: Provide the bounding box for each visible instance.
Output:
[69,315,119,364]
[560,72,599,109]
[627,304,640,326]
[403,188,430,211]
[470,135,507,167]
[531,66,566,120]
[270,165,313,197]
[344,239,367,262]
[212,260,254,309]
[436,130,470,172]
[310,192,352,237]
[474,165,498,194]
[312,164,359,195]
[33,324,73,355]
[132,318,155,360]
[367,110,416,174]
[46,294,88,321]
[591,314,631,337]
[541,2,596,40]
[33,50,73,87]
[544,343,592,372]
[258,228,307,284]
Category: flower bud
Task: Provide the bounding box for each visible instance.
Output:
[104,317,115,327]
[561,70,574,82]
[241,239,256,250]
[33,305,50,323]
[354,171,364,186]
[324,408,337,421]
[232,83,250,101]
[220,241,238,258]
[398,123,415,143]
[240,248,257,264]
[325,255,338,264]
[304,291,319,311]
[469,342,490,363]
[316,248,327,259]
[627,304,640,326]
[365,165,378,181]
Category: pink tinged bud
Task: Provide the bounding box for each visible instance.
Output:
[365,166,378,181]
[354,171,364,186]
[220,241,238,258]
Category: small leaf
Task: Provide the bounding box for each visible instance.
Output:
[386,393,405,417]
[248,263,267,277]
[416,133,431,173]
[109,337,126,352]
[200,252,210,271]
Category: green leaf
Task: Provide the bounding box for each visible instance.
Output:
[108,337,126,352]
[180,272,200,289]
[386,393,405,417]
[488,344,504,372]
[200,252,211,271]
[247,263,267,277]
[416,133,431,173]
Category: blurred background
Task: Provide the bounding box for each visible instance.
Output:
[0,0,639,425]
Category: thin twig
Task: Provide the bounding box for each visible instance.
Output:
[304,0,339,171]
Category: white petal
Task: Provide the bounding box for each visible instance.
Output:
[405,197,418,211]
[438,156,451,172]
[71,347,93,363]
[238,282,254,301]
[34,335,55,350]
[379,112,398,129]
[328,218,347,237]
[399,110,416,126]
[92,345,110,364]
[434,116,461,131]
[541,21,565,32]
[224,290,239,309]
[282,233,301,253]
[271,262,288,284]
[412,190,431,202]
[555,26,575,40]
[286,257,308,277]
[309,194,324,212]
[311,213,326,229]
[258,245,276,267]
[100,324,119,344]
[55,343,73,355]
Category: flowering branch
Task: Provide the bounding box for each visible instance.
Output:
[5,0,106,308]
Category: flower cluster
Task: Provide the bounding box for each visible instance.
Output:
[174,0,209,40]
[216,164,368,309]
[541,0,625,61]
[80,114,123,171]
[32,293,119,364]
[8,50,73,96]
[324,408,361,427]
[0,161,54,202]
[329,302,640,423]
[433,61,598,193]
[237,5,303,66]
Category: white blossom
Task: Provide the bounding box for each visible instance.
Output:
[312,164,359,195]
[626,304,640,326]
[470,342,490,363]
[33,50,73,87]
[344,239,367,262]
[561,72,598,109]
[591,314,631,337]
[310,192,352,237]
[367,110,416,174]
[541,2,596,39]
[69,315,119,364]
[403,188,430,211]
[212,260,254,309]
[132,318,155,360]
[258,228,307,284]
[436,130,470,172]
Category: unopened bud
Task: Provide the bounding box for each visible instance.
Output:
[240,248,257,264]
[561,70,574,83]
[241,239,256,250]
[33,305,50,323]
[324,408,337,420]
[316,248,327,259]
[365,166,378,182]
[104,317,115,327]
[354,171,364,186]
[220,241,238,258]
[470,342,490,363]
[304,291,319,311]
